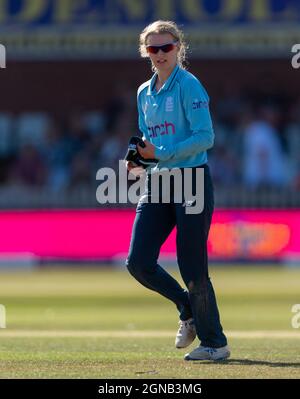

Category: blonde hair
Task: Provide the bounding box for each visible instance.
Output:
[139,20,188,71]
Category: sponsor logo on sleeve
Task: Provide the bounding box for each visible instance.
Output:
[192,99,208,109]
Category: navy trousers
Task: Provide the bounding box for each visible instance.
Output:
[126,164,227,348]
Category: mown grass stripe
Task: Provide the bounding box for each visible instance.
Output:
[0,330,299,338]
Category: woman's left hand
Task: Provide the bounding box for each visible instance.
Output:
[137,139,156,159]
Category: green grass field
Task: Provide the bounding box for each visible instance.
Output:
[0,265,299,378]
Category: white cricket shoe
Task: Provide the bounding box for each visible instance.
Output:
[175,318,196,349]
[184,345,230,361]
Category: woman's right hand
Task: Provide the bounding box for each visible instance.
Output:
[126,161,136,172]
[126,161,145,177]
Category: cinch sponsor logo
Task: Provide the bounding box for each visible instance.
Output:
[148,121,176,138]
[192,100,208,109]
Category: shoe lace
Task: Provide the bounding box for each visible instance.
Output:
[178,320,188,333]
[203,347,217,355]
[178,320,194,333]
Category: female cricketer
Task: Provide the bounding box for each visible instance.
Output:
[125,20,230,361]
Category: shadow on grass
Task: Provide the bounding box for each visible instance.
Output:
[200,359,300,368]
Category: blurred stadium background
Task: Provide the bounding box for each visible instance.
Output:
[0,0,300,267]
[0,0,300,379]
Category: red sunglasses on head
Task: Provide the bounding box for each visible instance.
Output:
[146,41,178,54]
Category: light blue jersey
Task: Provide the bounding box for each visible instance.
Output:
[137,64,214,170]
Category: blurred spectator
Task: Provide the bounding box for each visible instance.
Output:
[209,123,239,185]
[69,151,93,189]
[0,112,13,156]
[8,144,47,187]
[15,112,50,151]
[104,84,136,132]
[214,81,245,128]
[242,105,288,188]
[285,99,300,187]
[97,88,137,169]
[42,120,73,192]
[209,144,238,186]
[66,112,92,155]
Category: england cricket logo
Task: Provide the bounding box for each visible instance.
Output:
[165,96,174,112]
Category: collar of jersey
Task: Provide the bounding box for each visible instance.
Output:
[147,64,180,95]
